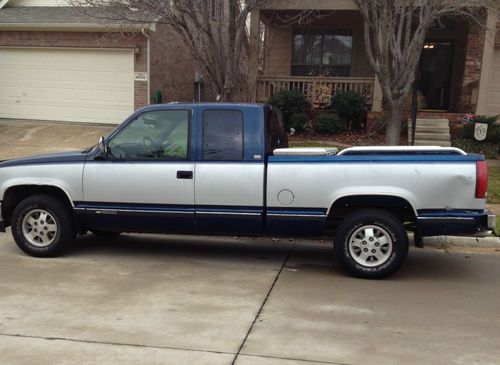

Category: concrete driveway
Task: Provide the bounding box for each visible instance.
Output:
[1,119,500,364]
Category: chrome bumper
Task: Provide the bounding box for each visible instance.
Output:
[487,210,497,230]
[0,202,5,232]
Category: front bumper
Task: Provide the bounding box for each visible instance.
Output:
[0,202,5,232]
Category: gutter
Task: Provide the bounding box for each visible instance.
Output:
[141,27,151,105]
[0,23,146,32]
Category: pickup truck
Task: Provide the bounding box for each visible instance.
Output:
[0,103,496,278]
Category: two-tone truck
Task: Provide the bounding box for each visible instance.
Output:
[0,103,495,278]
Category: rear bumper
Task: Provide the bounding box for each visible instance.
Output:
[417,209,496,237]
[0,201,5,232]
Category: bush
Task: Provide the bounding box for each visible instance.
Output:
[316,113,345,134]
[461,115,500,144]
[268,90,309,130]
[452,139,499,159]
[331,90,365,130]
[289,113,309,132]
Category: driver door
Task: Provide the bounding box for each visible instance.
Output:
[81,108,195,233]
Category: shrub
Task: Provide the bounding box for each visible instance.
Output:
[316,113,345,134]
[452,139,499,159]
[289,113,309,132]
[268,90,309,130]
[331,90,365,130]
[461,115,500,144]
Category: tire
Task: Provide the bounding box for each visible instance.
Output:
[334,209,409,279]
[11,194,76,257]
[90,230,120,237]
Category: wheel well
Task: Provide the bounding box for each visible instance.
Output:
[2,185,73,224]
[326,195,417,233]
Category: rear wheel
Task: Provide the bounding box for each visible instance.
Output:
[11,194,76,257]
[334,209,409,279]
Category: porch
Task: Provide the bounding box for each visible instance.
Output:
[256,76,376,109]
[248,1,493,116]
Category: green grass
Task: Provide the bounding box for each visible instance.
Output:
[489,167,500,205]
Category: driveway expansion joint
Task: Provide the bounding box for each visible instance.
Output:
[231,242,296,365]
[0,332,233,357]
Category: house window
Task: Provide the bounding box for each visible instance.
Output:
[292,30,353,77]
[211,0,222,21]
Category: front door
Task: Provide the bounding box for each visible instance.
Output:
[81,108,195,233]
[419,41,454,110]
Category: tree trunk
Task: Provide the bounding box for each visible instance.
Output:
[386,102,403,145]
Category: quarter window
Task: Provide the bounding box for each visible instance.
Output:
[203,110,243,161]
[108,110,190,160]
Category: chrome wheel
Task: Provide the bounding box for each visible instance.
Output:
[21,209,58,248]
[348,225,393,267]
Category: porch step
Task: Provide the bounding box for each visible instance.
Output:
[414,140,452,147]
[414,132,451,141]
[408,118,451,146]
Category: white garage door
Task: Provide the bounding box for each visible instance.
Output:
[485,48,500,115]
[0,47,134,124]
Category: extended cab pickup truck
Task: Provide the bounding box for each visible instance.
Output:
[0,103,496,278]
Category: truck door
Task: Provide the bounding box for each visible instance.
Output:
[194,107,265,234]
[81,107,196,233]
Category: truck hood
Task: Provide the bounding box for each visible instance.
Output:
[0,150,88,168]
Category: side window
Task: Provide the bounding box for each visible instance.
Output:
[203,110,243,161]
[265,108,288,154]
[108,110,190,160]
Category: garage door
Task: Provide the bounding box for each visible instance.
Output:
[485,48,500,115]
[0,47,134,124]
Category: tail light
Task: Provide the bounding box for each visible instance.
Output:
[475,161,488,199]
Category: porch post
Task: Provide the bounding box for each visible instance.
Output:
[248,8,261,102]
[372,75,383,112]
[475,9,497,115]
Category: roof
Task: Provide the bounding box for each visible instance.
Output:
[0,6,154,30]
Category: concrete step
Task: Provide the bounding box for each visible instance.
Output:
[409,126,450,133]
[414,132,451,141]
[414,140,452,147]
[414,118,450,126]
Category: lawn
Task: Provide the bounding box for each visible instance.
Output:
[489,167,500,205]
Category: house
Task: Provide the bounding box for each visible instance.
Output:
[0,0,199,124]
[248,1,500,127]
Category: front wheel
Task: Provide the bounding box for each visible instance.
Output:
[334,209,409,279]
[11,194,76,257]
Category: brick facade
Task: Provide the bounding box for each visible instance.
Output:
[0,30,148,110]
[149,24,201,103]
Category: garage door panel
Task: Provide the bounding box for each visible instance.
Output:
[0,48,134,124]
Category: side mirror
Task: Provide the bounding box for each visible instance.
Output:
[97,136,108,158]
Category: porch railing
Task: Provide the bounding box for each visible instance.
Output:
[256,76,375,108]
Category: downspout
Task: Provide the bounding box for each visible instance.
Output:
[141,27,151,105]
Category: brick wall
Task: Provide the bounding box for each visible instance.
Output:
[457,19,487,113]
[0,31,148,110]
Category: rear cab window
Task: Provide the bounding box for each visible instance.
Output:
[265,107,288,155]
[203,110,244,161]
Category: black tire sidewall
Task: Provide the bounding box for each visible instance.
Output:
[11,195,75,257]
[335,209,409,279]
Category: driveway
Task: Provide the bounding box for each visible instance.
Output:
[1,119,500,364]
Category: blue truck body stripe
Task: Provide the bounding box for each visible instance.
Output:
[268,154,483,164]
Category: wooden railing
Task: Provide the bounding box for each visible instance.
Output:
[256,76,375,108]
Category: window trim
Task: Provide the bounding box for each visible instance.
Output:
[107,109,192,162]
[202,109,245,162]
[291,29,354,77]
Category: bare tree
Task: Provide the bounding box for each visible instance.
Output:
[69,0,266,101]
[354,0,496,145]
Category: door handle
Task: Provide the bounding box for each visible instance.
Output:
[177,170,193,179]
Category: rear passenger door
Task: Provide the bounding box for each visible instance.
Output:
[194,108,265,234]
